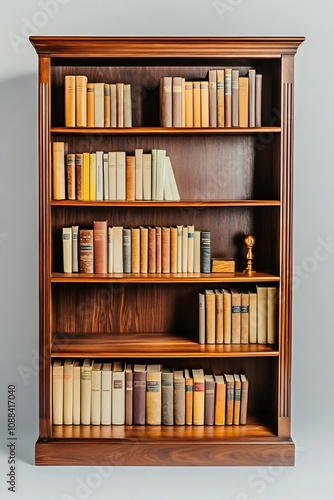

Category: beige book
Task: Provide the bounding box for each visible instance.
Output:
[113,226,124,273]
[164,156,180,201]
[109,83,117,127]
[72,225,79,273]
[116,151,126,201]
[131,227,140,273]
[170,226,178,273]
[224,68,232,127]
[52,142,66,200]
[72,360,81,425]
[96,150,103,200]
[94,82,104,127]
[216,69,225,127]
[89,152,96,201]
[182,226,188,273]
[104,83,110,127]
[140,226,149,273]
[256,285,267,343]
[161,226,171,274]
[198,292,205,344]
[103,152,109,200]
[200,81,209,127]
[240,374,249,425]
[135,148,143,200]
[123,83,132,127]
[80,359,93,425]
[62,227,72,273]
[238,77,249,127]
[160,76,172,127]
[192,368,205,425]
[184,81,193,127]
[64,75,75,127]
[52,359,63,425]
[241,290,250,344]
[205,289,216,344]
[174,370,185,425]
[214,374,226,425]
[231,288,241,343]
[233,374,241,425]
[148,227,156,274]
[143,153,152,201]
[156,149,166,201]
[112,362,125,425]
[177,225,183,273]
[146,364,162,425]
[215,290,224,344]
[172,76,182,127]
[116,82,124,127]
[91,363,102,425]
[126,155,135,200]
[208,69,217,127]
[231,69,239,127]
[76,75,88,127]
[249,290,257,343]
[66,153,76,200]
[184,369,193,425]
[223,289,232,344]
[101,363,112,425]
[63,359,74,425]
[267,286,277,344]
[155,226,162,273]
[187,224,195,273]
[87,83,95,126]
[107,226,113,273]
[108,151,117,200]
[193,81,201,127]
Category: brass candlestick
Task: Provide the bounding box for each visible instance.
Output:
[244,235,256,274]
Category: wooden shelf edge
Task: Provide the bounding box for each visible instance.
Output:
[50,126,281,135]
[51,199,281,207]
[35,438,295,466]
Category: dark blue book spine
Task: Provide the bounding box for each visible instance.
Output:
[200,231,211,273]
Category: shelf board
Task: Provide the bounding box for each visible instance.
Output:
[51,271,280,283]
[51,126,281,136]
[52,332,279,358]
[36,415,294,466]
[51,199,280,207]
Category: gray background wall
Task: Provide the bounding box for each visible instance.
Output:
[1,1,333,498]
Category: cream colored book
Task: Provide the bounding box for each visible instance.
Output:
[182,226,188,273]
[76,75,88,127]
[64,75,75,127]
[256,285,267,344]
[113,226,124,273]
[94,82,104,127]
[135,148,143,200]
[215,290,224,344]
[52,142,66,200]
[72,225,79,273]
[62,227,72,273]
[96,150,104,201]
[72,360,81,425]
[223,289,232,344]
[52,359,63,425]
[110,83,117,127]
[91,363,102,425]
[205,289,216,344]
[63,359,74,425]
[193,81,201,127]
[156,149,166,201]
[267,286,277,344]
[80,359,93,425]
[198,292,205,344]
[249,290,258,343]
[104,83,110,127]
[116,151,126,201]
[143,153,152,201]
[146,365,162,425]
[187,224,195,273]
[116,82,124,127]
[200,81,209,127]
[123,83,132,127]
[108,151,117,200]
[112,362,125,425]
[177,225,183,273]
[107,226,113,273]
[184,80,193,127]
[101,363,112,425]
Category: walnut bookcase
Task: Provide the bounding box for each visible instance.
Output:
[30,36,304,466]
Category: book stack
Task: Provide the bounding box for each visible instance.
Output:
[52,359,249,427]
[52,143,180,202]
[64,75,132,127]
[160,69,262,128]
[199,286,277,345]
[62,222,211,275]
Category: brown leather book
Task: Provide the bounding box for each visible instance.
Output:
[125,364,133,425]
[140,226,148,273]
[146,364,162,425]
[131,227,140,274]
[216,69,225,127]
[208,69,217,127]
[133,364,146,425]
[162,368,173,425]
[184,369,193,425]
[75,153,83,200]
[148,227,156,274]
[160,76,172,127]
[205,289,215,344]
[126,155,135,201]
[93,220,107,274]
[240,374,249,425]
[224,68,232,127]
[231,288,241,344]
[155,227,162,273]
[224,373,234,425]
[204,374,215,425]
[233,374,241,425]
[238,77,249,127]
[241,290,250,344]
[172,76,183,127]
[231,69,239,127]
[79,229,94,273]
[214,375,226,425]
[64,75,75,127]
[76,75,88,127]
[161,227,171,274]
[66,153,76,200]
[170,226,178,273]
[174,370,185,425]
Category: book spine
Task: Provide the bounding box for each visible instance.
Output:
[240,376,249,425]
[161,227,171,274]
[140,226,148,273]
[104,83,110,127]
[193,376,204,425]
[108,151,117,200]
[187,224,194,273]
[248,69,256,127]
[148,227,156,274]
[76,75,87,127]
[231,289,241,344]
[86,83,95,127]
[131,228,140,274]
[110,84,116,127]
[160,76,172,127]
[172,76,182,127]
[75,153,83,200]
[238,77,249,128]
[103,153,109,200]
[224,68,232,127]
[200,81,209,127]
[208,69,217,127]
[113,226,124,273]
[184,81,193,127]
[204,377,215,426]
[112,372,125,425]
[125,368,133,425]
[216,69,225,127]
[174,375,185,425]
[116,83,124,127]
[116,151,126,201]
[123,228,132,274]
[231,69,239,127]
[162,372,174,426]
[241,291,250,344]
[255,74,262,127]
[223,291,232,344]
[170,226,178,274]
[89,152,96,201]
[96,151,104,201]
[193,81,201,127]
[64,75,76,127]
[215,290,224,344]
[94,83,104,127]
[72,225,79,273]
[155,227,162,273]
[200,231,211,273]
[52,362,63,425]
[52,142,66,200]
[123,84,132,127]
[198,293,205,344]
[233,375,241,425]
[126,156,135,201]
[135,149,143,201]
[66,153,76,200]
[205,290,215,344]
[79,229,94,274]
[133,372,146,425]
[146,373,162,425]
[62,227,72,273]
[93,220,107,274]
[91,367,102,425]
[185,376,193,425]
[225,376,234,425]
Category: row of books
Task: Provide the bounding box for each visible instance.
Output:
[53,143,180,202]
[64,75,132,127]
[53,359,249,427]
[160,69,262,128]
[199,286,277,345]
[62,223,211,274]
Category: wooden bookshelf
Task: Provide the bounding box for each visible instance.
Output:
[30,36,304,466]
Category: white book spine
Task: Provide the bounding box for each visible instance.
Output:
[108,151,117,200]
[116,151,126,201]
[96,151,104,200]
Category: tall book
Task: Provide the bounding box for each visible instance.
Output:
[224,373,234,425]
[123,228,132,274]
[156,149,166,201]
[200,231,211,273]
[89,152,96,201]
[72,360,81,425]
[123,83,132,127]
[256,285,267,344]
[79,229,94,274]
[86,83,95,127]
[161,226,171,274]
[214,374,226,425]
[62,227,72,273]
[76,75,88,127]
[96,150,104,201]
[174,370,185,425]
[193,81,201,127]
[208,69,217,127]
[241,290,250,344]
[238,76,249,127]
[52,142,66,200]
[80,359,93,425]
[108,151,117,200]
[182,226,188,273]
[204,374,215,426]
[162,368,173,426]
[205,289,215,344]
[177,225,183,273]
[187,224,195,273]
[248,69,256,127]
[64,75,76,127]
[200,81,209,127]
[192,368,205,425]
[104,83,110,127]
[164,156,180,201]
[194,230,201,273]
[140,226,149,274]
[93,220,107,274]
[184,81,193,127]
[146,364,162,425]
[231,288,241,344]
[112,361,125,425]
[148,227,156,274]
[101,362,112,425]
[240,374,249,425]
[172,76,183,127]
[75,153,83,200]
[91,362,102,425]
[103,152,109,200]
[170,226,178,274]
[82,152,90,201]
[116,83,124,128]
[267,286,277,344]
[224,68,232,127]
[143,152,152,201]
[71,225,79,273]
[52,359,63,425]
[113,226,124,274]
[94,82,104,127]
[216,69,225,127]
[233,374,241,425]
[213,289,223,344]
[116,151,126,201]
[126,155,135,201]
[231,69,239,127]
[125,363,133,425]
[248,290,258,343]
[109,83,117,127]
[255,74,262,127]
[131,227,140,274]
[160,76,172,127]
[66,153,76,200]
[63,358,74,425]
[151,149,157,200]
[107,226,113,273]
[198,292,205,345]
[184,369,193,425]
[135,148,143,200]
[133,364,146,425]
[223,289,232,344]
